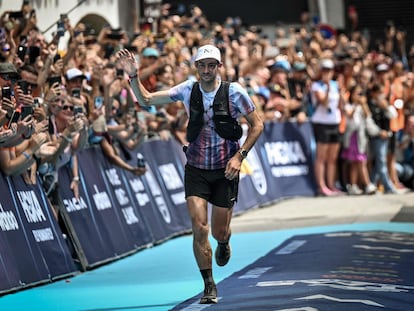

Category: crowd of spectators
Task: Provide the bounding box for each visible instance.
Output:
[0,1,413,218]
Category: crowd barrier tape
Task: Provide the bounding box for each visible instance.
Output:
[0,121,316,295]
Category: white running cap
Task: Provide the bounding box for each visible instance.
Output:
[195,44,221,63]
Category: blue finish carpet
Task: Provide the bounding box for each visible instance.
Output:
[0,223,413,311]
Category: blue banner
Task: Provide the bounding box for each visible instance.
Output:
[131,141,191,241]
[141,139,191,232]
[0,174,77,293]
[256,121,316,200]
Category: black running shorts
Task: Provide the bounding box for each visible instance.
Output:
[184,164,238,208]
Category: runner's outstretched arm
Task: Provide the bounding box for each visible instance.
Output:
[116,49,172,107]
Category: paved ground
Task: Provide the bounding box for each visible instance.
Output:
[231,191,414,233]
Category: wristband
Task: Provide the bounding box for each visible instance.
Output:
[22,151,31,160]
[61,134,73,143]
[72,176,79,182]
[129,72,138,80]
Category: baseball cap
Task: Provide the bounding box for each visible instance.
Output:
[66,68,86,81]
[292,61,306,71]
[376,63,389,72]
[142,47,159,58]
[320,58,334,69]
[0,62,20,77]
[195,44,221,63]
[256,86,270,100]
[271,59,291,72]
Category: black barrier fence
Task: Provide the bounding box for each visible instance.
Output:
[0,121,316,295]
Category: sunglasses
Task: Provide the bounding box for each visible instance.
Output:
[0,74,18,83]
[62,105,74,111]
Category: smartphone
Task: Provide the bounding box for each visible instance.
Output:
[94,96,104,109]
[20,105,34,120]
[48,75,62,87]
[28,46,40,64]
[2,86,11,100]
[116,68,124,77]
[33,98,40,108]
[53,53,61,63]
[71,88,81,99]
[74,106,83,116]
[7,110,20,128]
[106,32,123,40]
[57,20,65,37]
[17,80,29,94]
[155,38,165,52]
[17,45,27,61]
[9,11,24,19]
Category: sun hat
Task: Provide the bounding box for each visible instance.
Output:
[0,62,20,77]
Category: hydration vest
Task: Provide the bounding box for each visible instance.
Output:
[186,81,242,142]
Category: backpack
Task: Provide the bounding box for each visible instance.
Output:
[186,81,242,142]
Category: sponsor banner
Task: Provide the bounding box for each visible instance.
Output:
[97,150,154,248]
[75,148,137,264]
[0,174,76,294]
[257,121,316,201]
[172,231,414,310]
[58,155,114,265]
[237,144,271,213]
[132,141,191,241]
[0,174,41,292]
[8,175,77,278]
[143,139,191,231]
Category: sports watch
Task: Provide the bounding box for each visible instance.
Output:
[238,148,248,160]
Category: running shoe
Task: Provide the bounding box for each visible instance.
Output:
[200,282,217,304]
[215,241,231,266]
